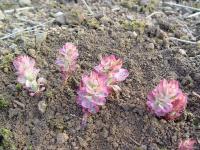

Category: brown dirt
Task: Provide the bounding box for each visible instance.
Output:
[0,0,200,149]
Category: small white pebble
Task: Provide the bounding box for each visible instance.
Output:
[133,31,138,38]
[38,100,47,113]
[179,49,187,56]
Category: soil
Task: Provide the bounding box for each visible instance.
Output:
[0,0,200,149]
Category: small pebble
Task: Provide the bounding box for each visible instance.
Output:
[148,143,159,149]
[140,0,149,6]
[133,31,138,38]
[197,40,200,49]
[19,0,32,6]
[72,142,76,147]
[28,49,36,58]
[0,10,5,20]
[0,49,9,55]
[7,84,17,92]
[94,13,104,20]
[126,14,134,21]
[56,133,69,144]
[147,43,154,50]
[112,141,119,148]
[38,100,47,113]
[78,136,88,147]
[9,108,20,118]
[102,128,109,138]
[192,73,200,81]
[54,12,66,25]
[35,32,47,48]
[140,145,147,150]
[179,49,187,56]
[3,67,9,73]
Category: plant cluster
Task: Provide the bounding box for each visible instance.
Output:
[147,79,187,120]
[77,55,129,125]
[94,55,129,93]
[56,43,79,83]
[13,55,46,96]
[11,42,197,148]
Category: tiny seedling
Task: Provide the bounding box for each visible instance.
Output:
[13,55,46,96]
[147,79,187,120]
[56,43,79,85]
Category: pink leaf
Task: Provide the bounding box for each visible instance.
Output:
[114,68,129,82]
[147,79,187,119]
[178,139,196,150]
[56,43,79,82]
[13,55,46,96]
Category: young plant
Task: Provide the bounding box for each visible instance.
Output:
[94,55,129,93]
[77,71,109,125]
[13,55,46,96]
[147,79,187,120]
[56,43,79,83]
[77,55,129,125]
[0,128,15,150]
[0,95,9,109]
[178,139,196,150]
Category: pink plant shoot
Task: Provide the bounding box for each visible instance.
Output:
[94,55,129,93]
[13,55,46,96]
[77,71,109,126]
[147,79,187,120]
[56,43,79,83]
[178,139,196,150]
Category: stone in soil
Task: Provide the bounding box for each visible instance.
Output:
[9,108,21,118]
[28,49,36,58]
[54,12,66,25]
[56,132,69,144]
[0,10,5,20]
[38,100,47,113]
[35,32,47,49]
[77,136,88,147]
[18,0,32,6]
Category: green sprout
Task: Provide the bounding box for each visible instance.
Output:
[0,95,9,109]
[0,128,15,150]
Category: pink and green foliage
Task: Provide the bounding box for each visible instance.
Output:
[77,55,129,126]
[178,139,196,150]
[13,55,46,96]
[77,71,109,125]
[56,43,79,82]
[77,71,109,114]
[94,55,129,93]
[147,79,187,120]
